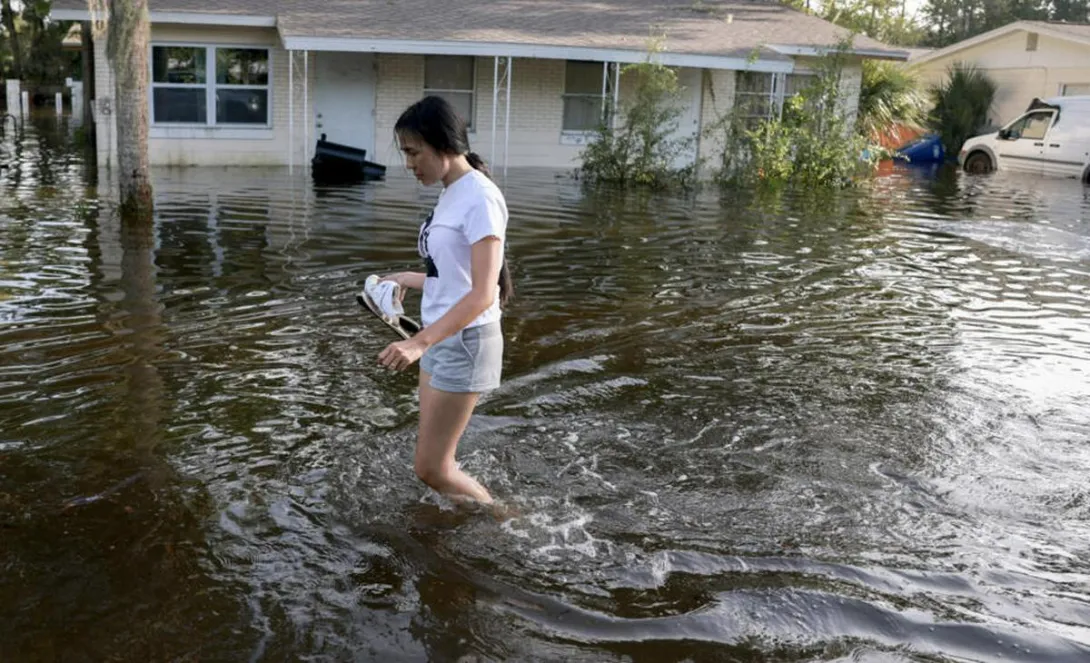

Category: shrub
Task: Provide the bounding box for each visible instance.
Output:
[577,52,696,190]
[927,62,997,157]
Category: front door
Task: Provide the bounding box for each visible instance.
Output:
[313,52,376,157]
[996,110,1055,174]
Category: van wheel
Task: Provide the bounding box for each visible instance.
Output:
[964,152,994,174]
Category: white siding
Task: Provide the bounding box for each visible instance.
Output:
[911,30,1090,127]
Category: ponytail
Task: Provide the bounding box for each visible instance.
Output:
[466,151,491,178]
[497,259,514,309]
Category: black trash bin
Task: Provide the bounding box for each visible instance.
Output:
[311,133,387,183]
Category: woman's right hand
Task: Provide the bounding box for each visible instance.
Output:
[379,273,408,302]
[380,272,425,296]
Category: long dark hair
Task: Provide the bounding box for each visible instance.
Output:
[395,95,514,308]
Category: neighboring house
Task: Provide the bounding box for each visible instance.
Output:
[51,0,907,174]
[909,21,1090,129]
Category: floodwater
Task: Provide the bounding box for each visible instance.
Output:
[3,117,1090,662]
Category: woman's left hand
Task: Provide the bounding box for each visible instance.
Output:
[378,337,429,371]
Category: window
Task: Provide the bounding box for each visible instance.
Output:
[1005,111,1054,140]
[424,55,475,128]
[733,72,816,128]
[151,45,270,126]
[151,47,207,123]
[563,61,604,132]
[215,48,270,125]
[1026,32,1039,51]
[734,72,775,129]
[1062,83,1090,96]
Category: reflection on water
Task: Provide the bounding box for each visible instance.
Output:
[2,118,1090,661]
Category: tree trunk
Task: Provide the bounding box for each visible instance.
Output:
[1,0,23,80]
[107,0,153,224]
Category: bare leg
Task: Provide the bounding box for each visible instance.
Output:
[414,370,493,505]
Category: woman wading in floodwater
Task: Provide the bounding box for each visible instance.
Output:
[378,95,513,506]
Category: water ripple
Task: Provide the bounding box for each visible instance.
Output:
[3,120,1090,660]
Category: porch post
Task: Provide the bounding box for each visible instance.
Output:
[303,50,309,165]
[771,72,783,118]
[491,56,499,165]
[612,63,620,129]
[503,56,511,178]
[288,49,294,173]
[601,61,608,123]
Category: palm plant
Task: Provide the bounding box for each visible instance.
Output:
[856,59,927,143]
[927,62,998,158]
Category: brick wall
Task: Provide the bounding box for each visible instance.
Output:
[93,25,304,167]
[698,69,738,177]
[372,53,425,170]
[374,55,587,171]
[838,62,864,129]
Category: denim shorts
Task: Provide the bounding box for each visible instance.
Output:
[420,322,503,393]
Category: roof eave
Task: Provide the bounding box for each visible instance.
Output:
[50,8,277,27]
[767,44,910,60]
[279,35,795,72]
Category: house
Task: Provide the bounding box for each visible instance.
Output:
[50,0,908,175]
[909,21,1090,129]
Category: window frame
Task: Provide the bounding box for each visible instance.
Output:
[562,60,607,134]
[734,71,775,129]
[733,71,818,129]
[1061,82,1090,96]
[423,55,476,130]
[1001,110,1055,141]
[149,43,272,129]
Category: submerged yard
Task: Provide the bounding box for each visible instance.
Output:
[2,119,1090,661]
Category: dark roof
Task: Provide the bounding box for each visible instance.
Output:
[52,0,905,60]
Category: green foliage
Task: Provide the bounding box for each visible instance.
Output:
[826,0,924,46]
[786,0,1088,50]
[921,0,1074,47]
[1,1,80,83]
[714,39,877,190]
[577,53,697,190]
[856,59,926,139]
[783,0,924,47]
[746,116,795,183]
[927,62,997,156]
[0,38,11,80]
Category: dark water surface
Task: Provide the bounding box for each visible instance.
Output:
[3,119,1090,662]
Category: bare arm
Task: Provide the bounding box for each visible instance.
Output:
[383,271,425,290]
[378,237,502,371]
[416,237,502,348]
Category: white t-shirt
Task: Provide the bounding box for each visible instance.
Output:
[418,169,508,328]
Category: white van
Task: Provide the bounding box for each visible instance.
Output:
[959,95,1090,183]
